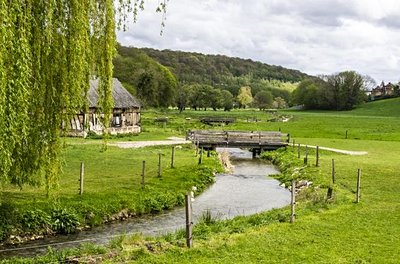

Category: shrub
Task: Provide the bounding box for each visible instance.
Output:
[51,208,80,234]
[20,209,51,234]
[0,202,18,240]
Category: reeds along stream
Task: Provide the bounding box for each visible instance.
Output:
[0,148,290,259]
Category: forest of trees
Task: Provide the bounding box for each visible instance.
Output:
[292,71,367,110]
[114,45,307,110]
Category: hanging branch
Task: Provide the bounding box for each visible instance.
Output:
[0,0,168,197]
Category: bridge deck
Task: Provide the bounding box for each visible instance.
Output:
[187,130,289,150]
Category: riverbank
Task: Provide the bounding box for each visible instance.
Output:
[0,141,223,252]
[0,147,291,261]
[39,139,398,263]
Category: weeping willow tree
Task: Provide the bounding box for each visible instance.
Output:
[0,0,167,196]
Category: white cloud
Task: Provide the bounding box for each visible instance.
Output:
[117,0,400,82]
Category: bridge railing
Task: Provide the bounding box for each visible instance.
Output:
[187,130,289,146]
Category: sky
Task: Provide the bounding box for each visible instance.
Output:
[117,0,400,83]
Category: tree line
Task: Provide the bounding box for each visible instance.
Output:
[292,71,375,110]
[114,45,300,110]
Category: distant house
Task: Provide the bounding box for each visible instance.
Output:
[371,81,395,98]
[69,78,141,136]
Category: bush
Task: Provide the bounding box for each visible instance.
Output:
[0,202,18,240]
[51,208,80,234]
[20,209,51,234]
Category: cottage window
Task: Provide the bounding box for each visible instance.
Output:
[113,113,121,127]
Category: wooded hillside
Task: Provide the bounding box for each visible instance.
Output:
[114,45,312,109]
[140,47,310,84]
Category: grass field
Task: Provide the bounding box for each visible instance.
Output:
[0,142,223,243]
[2,98,400,263]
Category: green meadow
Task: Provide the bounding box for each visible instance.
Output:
[0,142,223,243]
[2,98,400,263]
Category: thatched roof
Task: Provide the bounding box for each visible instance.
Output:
[88,78,140,109]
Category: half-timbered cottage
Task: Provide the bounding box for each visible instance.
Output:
[69,78,141,136]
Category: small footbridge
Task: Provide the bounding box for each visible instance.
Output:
[187,130,289,156]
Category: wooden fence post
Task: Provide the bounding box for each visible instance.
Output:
[304,145,308,165]
[158,153,162,178]
[185,194,193,248]
[297,143,300,159]
[356,169,361,203]
[141,161,145,189]
[195,140,199,156]
[293,139,295,148]
[79,162,84,195]
[291,180,296,223]
[171,146,175,168]
[316,146,319,167]
[327,159,335,199]
[198,148,203,164]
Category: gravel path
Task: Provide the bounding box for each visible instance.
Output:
[108,137,191,149]
[108,138,368,156]
[299,144,368,155]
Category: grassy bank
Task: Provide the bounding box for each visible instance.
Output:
[0,142,223,244]
[3,98,400,263]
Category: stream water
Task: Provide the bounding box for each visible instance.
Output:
[0,148,290,259]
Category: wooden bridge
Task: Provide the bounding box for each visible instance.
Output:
[200,117,236,125]
[187,130,289,155]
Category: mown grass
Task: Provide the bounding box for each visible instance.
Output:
[101,98,400,142]
[0,142,223,242]
[3,98,400,263]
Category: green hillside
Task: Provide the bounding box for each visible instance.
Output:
[140,47,309,95]
[350,97,400,117]
[114,45,312,109]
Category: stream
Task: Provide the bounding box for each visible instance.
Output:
[0,148,290,259]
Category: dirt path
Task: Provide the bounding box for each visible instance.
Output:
[108,137,190,149]
[299,144,368,155]
[108,138,367,156]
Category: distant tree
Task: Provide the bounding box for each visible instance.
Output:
[114,47,178,108]
[157,64,177,108]
[221,90,234,111]
[323,71,365,110]
[272,97,288,109]
[187,84,202,111]
[237,86,253,108]
[292,78,324,109]
[176,85,190,112]
[362,75,377,92]
[293,71,366,110]
[136,71,158,107]
[187,84,214,111]
[209,89,223,111]
[253,91,273,110]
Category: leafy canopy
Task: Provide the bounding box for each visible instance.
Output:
[0,0,166,195]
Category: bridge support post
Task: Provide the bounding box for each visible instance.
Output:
[252,149,257,159]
